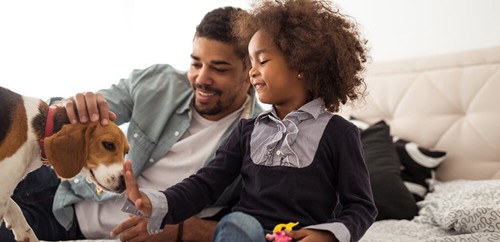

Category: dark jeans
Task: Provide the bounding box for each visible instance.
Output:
[0,166,85,241]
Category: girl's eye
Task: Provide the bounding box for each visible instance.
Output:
[259,60,269,65]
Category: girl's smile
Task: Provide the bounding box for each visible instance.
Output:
[251,80,266,92]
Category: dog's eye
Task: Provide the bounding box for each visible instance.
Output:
[102,141,116,151]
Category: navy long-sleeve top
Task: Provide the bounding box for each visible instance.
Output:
[157,99,377,242]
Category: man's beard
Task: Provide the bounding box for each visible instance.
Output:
[193,83,242,116]
[194,99,224,115]
[193,83,224,115]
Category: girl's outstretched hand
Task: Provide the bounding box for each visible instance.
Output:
[123,160,152,217]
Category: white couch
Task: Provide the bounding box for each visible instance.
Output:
[45,46,500,242]
[344,46,500,241]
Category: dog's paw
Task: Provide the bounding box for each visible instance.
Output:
[13,227,38,242]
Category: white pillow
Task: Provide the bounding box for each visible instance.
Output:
[414,179,500,233]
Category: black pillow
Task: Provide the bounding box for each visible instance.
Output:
[359,120,418,220]
[395,139,446,201]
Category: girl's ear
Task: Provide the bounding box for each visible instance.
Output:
[44,123,89,178]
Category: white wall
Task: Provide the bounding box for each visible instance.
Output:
[337,0,500,61]
[1,0,499,101]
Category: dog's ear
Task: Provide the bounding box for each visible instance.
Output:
[44,123,92,179]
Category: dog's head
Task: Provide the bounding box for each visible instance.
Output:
[44,121,129,193]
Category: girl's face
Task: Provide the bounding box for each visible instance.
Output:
[248,30,309,117]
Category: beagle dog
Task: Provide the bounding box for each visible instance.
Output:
[0,86,130,242]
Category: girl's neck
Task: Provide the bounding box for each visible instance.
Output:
[274,105,294,120]
[274,97,313,120]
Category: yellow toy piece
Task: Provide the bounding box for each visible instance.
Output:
[272,222,299,233]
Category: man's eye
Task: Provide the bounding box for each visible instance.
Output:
[214,68,228,73]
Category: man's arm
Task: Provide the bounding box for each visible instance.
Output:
[112,161,218,242]
[181,217,217,242]
[111,216,217,242]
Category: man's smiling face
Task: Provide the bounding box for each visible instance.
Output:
[187,37,250,121]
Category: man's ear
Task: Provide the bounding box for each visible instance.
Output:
[44,123,89,178]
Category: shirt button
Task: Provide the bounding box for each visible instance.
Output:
[73,178,79,183]
[133,133,139,138]
[149,158,155,163]
[276,150,282,156]
[174,131,180,136]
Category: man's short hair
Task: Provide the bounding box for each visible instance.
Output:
[195,7,249,66]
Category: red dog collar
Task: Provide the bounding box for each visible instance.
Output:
[39,106,57,162]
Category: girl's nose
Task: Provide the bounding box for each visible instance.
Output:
[249,67,259,78]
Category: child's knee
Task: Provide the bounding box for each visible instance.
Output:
[214,212,264,241]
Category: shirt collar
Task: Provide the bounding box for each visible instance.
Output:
[256,98,325,122]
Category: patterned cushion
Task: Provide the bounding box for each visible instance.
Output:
[414,179,500,233]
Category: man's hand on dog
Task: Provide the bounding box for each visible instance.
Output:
[62,91,116,125]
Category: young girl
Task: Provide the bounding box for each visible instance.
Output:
[114,0,376,241]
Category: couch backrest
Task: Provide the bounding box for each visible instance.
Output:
[341,46,500,181]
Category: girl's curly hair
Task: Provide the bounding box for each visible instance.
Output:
[233,0,368,112]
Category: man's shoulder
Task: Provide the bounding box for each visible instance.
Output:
[143,63,180,72]
[135,64,187,80]
[129,64,190,92]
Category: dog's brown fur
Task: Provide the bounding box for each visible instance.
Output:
[0,86,129,242]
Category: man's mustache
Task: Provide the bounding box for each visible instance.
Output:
[194,84,221,95]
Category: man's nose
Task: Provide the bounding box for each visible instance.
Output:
[196,66,214,85]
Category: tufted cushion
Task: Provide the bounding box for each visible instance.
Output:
[342,46,500,181]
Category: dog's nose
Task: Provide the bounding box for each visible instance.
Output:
[117,174,126,193]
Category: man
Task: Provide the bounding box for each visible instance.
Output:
[0,6,263,242]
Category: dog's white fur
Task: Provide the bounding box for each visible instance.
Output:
[0,95,42,242]
[0,88,129,242]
